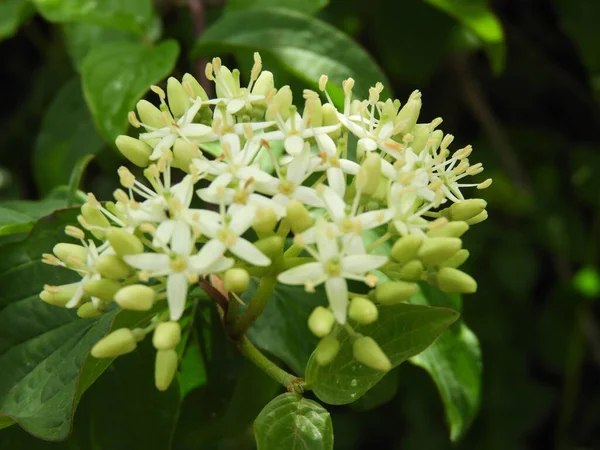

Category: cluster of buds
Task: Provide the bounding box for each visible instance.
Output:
[40,53,490,389]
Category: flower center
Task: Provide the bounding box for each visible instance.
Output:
[279,180,295,196]
[339,217,353,233]
[325,258,341,277]
[169,255,188,272]
[217,228,237,247]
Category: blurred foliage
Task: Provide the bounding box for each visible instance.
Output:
[1,0,600,448]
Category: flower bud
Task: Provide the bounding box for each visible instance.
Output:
[131,327,147,342]
[153,322,182,350]
[136,100,165,128]
[91,328,137,358]
[418,237,462,266]
[115,135,152,167]
[396,260,425,281]
[394,95,421,136]
[173,139,201,172]
[391,234,423,265]
[303,96,323,127]
[253,206,278,234]
[106,227,144,256]
[215,66,238,99]
[77,302,102,319]
[83,279,121,300]
[348,297,378,325]
[252,70,274,96]
[440,249,470,269]
[375,281,417,305]
[114,284,155,311]
[81,203,110,239]
[308,306,335,338]
[266,85,292,121]
[427,221,469,238]
[155,349,178,391]
[53,243,87,265]
[436,267,477,293]
[39,282,81,307]
[182,73,209,101]
[353,336,391,372]
[224,268,250,293]
[359,152,381,196]
[322,104,341,139]
[465,210,488,225]
[286,199,313,234]
[254,235,283,262]
[166,77,189,118]
[95,254,132,280]
[409,124,430,154]
[449,199,487,221]
[429,130,443,152]
[314,336,340,366]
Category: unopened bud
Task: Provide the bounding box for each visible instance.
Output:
[81,203,110,239]
[314,336,340,366]
[322,104,341,139]
[77,302,102,318]
[308,306,335,337]
[155,349,178,391]
[418,237,462,266]
[224,268,250,293]
[465,210,488,225]
[427,221,469,238]
[115,135,152,167]
[253,207,278,234]
[303,96,323,127]
[83,279,121,300]
[91,328,137,358]
[286,199,313,234]
[359,152,381,196]
[173,139,201,172]
[254,235,283,262]
[449,199,487,221]
[391,234,423,265]
[396,260,425,281]
[182,73,208,101]
[95,254,132,280]
[409,124,430,154]
[394,97,421,136]
[106,227,144,256]
[436,267,477,293]
[153,322,182,350]
[252,70,274,96]
[39,282,81,307]
[440,249,470,269]
[266,85,292,121]
[348,297,378,324]
[114,284,155,311]
[166,77,189,118]
[429,130,443,152]
[53,243,87,265]
[353,336,391,372]
[375,281,417,305]
[136,100,165,128]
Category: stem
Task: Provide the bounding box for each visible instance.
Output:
[228,276,277,340]
[284,243,303,258]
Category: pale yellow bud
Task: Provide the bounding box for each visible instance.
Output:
[83,279,122,300]
[252,70,274,96]
[427,221,469,238]
[253,207,278,234]
[253,236,283,262]
[77,302,102,319]
[353,336,391,372]
[396,260,425,281]
[308,306,335,338]
[95,254,132,280]
[166,77,189,118]
[409,124,431,154]
[359,152,381,196]
[155,349,178,391]
[429,130,443,152]
[91,328,137,358]
[440,249,470,269]
[286,199,313,234]
[418,237,462,266]
[348,297,378,325]
[39,282,81,307]
[81,203,111,239]
[375,281,417,305]
[303,95,323,127]
[322,104,341,139]
[437,267,477,293]
[106,227,144,256]
[53,243,87,265]
[173,139,201,172]
[394,97,421,136]
[182,73,208,101]
[115,135,152,167]
[450,199,487,221]
[114,284,155,311]
[465,210,488,225]
[153,322,182,350]
[136,100,165,128]
[266,85,292,121]
[314,336,340,366]
[224,268,250,293]
[391,234,423,265]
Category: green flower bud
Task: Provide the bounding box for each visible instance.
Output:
[136,100,165,129]
[115,135,152,168]
[39,282,81,307]
[253,206,278,234]
[394,94,421,136]
[266,85,292,121]
[418,237,462,266]
[396,260,425,281]
[303,95,323,127]
[224,268,250,293]
[465,210,488,225]
[81,203,110,239]
[182,73,208,101]
[436,267,477,293]
[114,284,155,311]
[53,243,87,265]
[440,249,470,269]
[166,77,189,118]
[286,199,313,234]
[83,279,122,300]
[450,199,487,221]
[77,302,102,319]
[153,322,182,350]
[106,227,144,256]
[427,221,469,238]
[215,66,238,99]
[315,336,340,366]
[252,70,274,96]
[173,138,201,172]
[254,236,283,262]
[348,297,378,325]
[308,306,335,337]
[359,152,381,196]
[155,349,178,391]
[391,234,424,265]
[322,103,341,139]
[91,328,137,358]
[95,254,132,280]
[429,130,443,152]
[409,124,431,154]
[353,336,391,372]
[375,281,417,305]
[131,327,147,342]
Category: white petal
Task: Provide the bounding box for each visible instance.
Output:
[286,150,310,184]
[180,123,214,139]
[229,204,257,235]
[284,135,305,156]
[65,282,85,309]
[194,210,221,237]
[248,193,286,218]
[315,133,337,156]
[381,159,396,179]
[237,166,273,184]
[344,234,366,255]
[150,134,177,160]
[195,239,226,268]
[154,220,175,247]
[304,124,341,140]
[124,253,170,272]
[342,254,388,274]
[233,120,275,135]
[230,238,270,266]
[356,209,394,230]
[206,256,235,273]
[337,113,366,137]
[167,272,188,320]
[293,186,323,208]
[325,277,348,324]
[277,262,324,285]
[326,167,346,198]
[359,137,378,152]
[316,219,339,261]
[222,133,241,159]
[339,159,360,175]
[300,226,317,244]
[321,185,346,221]
[227,98,246,115]
[171,220,192,255]
[171,175,194,207]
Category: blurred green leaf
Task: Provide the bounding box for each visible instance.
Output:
[0,0,32,41]
[253,393,333,450]
[225,0,328,15]
[67,155,94,206]
[0,196,67,236]
[350,368,400,412]
[573,266,600,298]
[31,0,154,36]
[305,303,458,405]
[193,8,390,105]
[425,0,505,72]
[81,40,179,143]
[178,337,207,398]
[34,79,104,194]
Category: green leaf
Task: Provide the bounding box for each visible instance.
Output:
[573,266,600,298]
[350,368,400,412]
[31,0,154,36]
[0,416,14,431]
[425,0,505,73]
[305,303,458,405]
[178,337,207,397]
[254,393,333,450]
[33,78,105,194]
[81,40,180,142]
[225,0,328,15]
[0,197,67,237]
[67,155,94,207]
[408,285,482,441]
[193,8,390,105]
[0,0,32,41]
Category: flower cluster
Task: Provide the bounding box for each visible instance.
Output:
[40,54,490,389]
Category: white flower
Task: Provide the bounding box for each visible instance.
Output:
[381,148,436,204]
[278,219,387,323]
[61,240,106,309]
[124,222,233,320]
[314,133,360,196]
